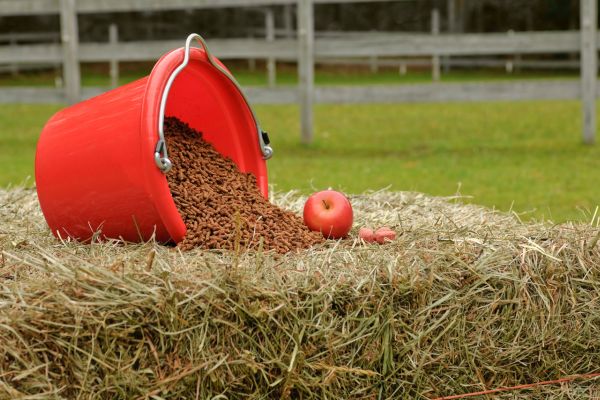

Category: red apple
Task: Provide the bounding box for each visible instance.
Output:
[303,190,353,239]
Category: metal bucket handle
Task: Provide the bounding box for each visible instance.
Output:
[155,33,273,173]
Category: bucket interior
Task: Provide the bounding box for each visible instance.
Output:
[163,52,263,183]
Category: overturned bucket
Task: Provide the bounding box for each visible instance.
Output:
[35,33,273,244]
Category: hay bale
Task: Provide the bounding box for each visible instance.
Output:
[1,188,600,399]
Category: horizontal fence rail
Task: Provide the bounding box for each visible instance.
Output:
[0,31,587,64]
[0,0,400,16]
[0,80,586,104]
[318,58,582,69]
[0,32,60,42]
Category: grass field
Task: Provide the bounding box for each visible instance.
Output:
[1,99,598,222]
[261,101,600,222]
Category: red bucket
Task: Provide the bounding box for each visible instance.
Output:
[35,34,273,244]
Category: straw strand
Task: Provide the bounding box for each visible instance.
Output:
[431,373,600,399]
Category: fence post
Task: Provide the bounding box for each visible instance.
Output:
[59,0,80,104]
[508,29,516,74]
[265,8,276,88]
[283,4,294,38]
[248,33,256,71]
[369,56,379,73]
[109,23,119,89]
[444,0,455,73]
[431,8,440,81]
[9,36,18,76]
[297,0,314,144]
[581,0,597,145]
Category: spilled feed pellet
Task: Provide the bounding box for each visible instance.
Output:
[164,117,324,253]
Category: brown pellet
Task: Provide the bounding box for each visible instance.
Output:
[164,117,324,253]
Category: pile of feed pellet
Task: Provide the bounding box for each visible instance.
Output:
[164,117,324,253]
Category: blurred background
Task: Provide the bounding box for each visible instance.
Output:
[0,0,598,222]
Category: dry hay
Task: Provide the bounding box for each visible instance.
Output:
[1,187,600,399]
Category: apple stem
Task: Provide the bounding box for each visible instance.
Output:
[322,199,330,209]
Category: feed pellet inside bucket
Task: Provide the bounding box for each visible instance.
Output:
[164,117,324,253]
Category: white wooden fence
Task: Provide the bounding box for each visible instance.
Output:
[0,0,597,144]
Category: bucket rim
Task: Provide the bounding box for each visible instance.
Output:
[140,47,192,244]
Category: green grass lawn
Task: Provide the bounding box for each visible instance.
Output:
[1,100,599,222]
[0,104,62,188]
